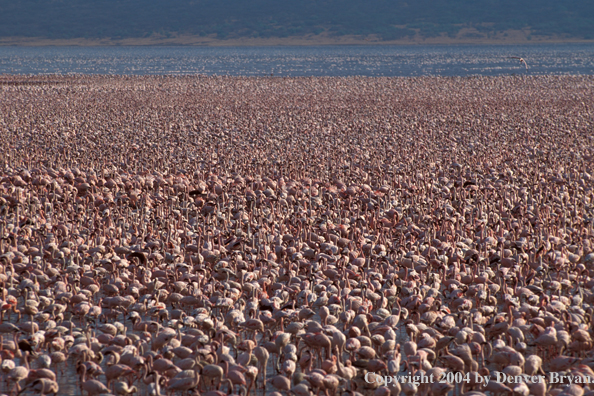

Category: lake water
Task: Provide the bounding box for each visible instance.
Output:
[0,44,593,76]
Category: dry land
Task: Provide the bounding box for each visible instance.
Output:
[1,30,592,46]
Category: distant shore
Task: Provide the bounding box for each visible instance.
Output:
[2,30,593,46]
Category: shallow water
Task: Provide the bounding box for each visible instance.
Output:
[1,44,594,76]
[3,306,411,396]
[4,306,544,396]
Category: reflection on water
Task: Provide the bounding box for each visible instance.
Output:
[4,310,347,395]
[6,310,408,396]
[0,44,593,76]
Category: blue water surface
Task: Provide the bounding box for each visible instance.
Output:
[0,44,593,76]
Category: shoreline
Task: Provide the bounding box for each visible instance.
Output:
[1,32,594,47]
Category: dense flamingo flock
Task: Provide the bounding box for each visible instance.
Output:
[0,74,593,396]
